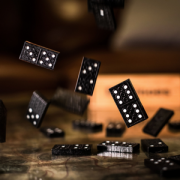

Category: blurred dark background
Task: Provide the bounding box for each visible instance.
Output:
[0,0,179,94]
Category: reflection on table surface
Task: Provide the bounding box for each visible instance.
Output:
[0,92,180,180]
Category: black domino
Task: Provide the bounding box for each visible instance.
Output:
[92,3,116,30]
[106,122,125,137]
[88,0,124,11]
[169,155,180,165]
[144,158,180,177]
[168,121,180,130]
[52,144,92,156]
[109,79,148,128]
[0,100,7,143]
[97,151,133,159]
[51,88,90,115]
[97,141,139,153]
[143,108,174,137]
[19,41,60,70]
[73,120,103,132]
[40,127,65,138]
[75,57,101,96]
[141,139,168,153]
[26,91,49,128]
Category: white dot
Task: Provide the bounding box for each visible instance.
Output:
[161,158,165,160]
[127,90,130,94]
[133,104,137,108]
[158,142,162,144]
[26,115,30,119]
[31,115,34,119]
[115,141,119,144]
[150,159,154,161]
[154,162,158,164]
[126,114,129,118]
[129,145,132,147]
[52,54,55,58]
[48,63,52,67]
[112,144,115,146]
[88,66,92,71]
[26,46,30,50]
[123,142,126,144]
[158,160,161,162]
[166,160,170,163]
[170,163,174,166]
[94,63,97,67]
[114,90,117,94]
[85,144,89,146]
[128,119,132,123]
[55,128,62,133]
[75,144,79,146]
[150,145,154,147]
[84,147,88,149]
[117,95,120,99]
[106,141,110,143]
[138,114,142,118]
[124,85,128,89]
[119,101,123,104]
[90,80,93,84]
[46,57,49,61]
[33,121,36,125]
[32,58,36,62]
[163,167,168,171]
[43,51,46,55]
[108,124,113,129]
[123,109,127,113]
[136,109,140,113]
[40,60,43,64]
[29,108,32,113]
[74,147,77,149]
[62,145,65,148]
[47,128,54,134]
[116,124,121,129]
[102,143,106,145]
[100,9,104,16]
[129,96,133,99]
[29,52,33,56]
[83,70,86,74]
[78,86,82,91]
[36,114,39,119]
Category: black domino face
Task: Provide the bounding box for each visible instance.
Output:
[141,139,168,153]
[51,88,90,115]
[92,3,116,30]
[97,141,139,153]
[106,122,125,137]
[40,127,65,138]
[0,100,7,143]
[144,158,180,177]
[26,91,49,128]
[143,108,174,137]
[52,144,92,156]
[75,57,101,96]
[19,41,59,70]
[73,120,102,132]
[109,79,148,128]
[169,155,180,165]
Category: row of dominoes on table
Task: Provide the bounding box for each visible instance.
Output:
[51,139,180,177]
